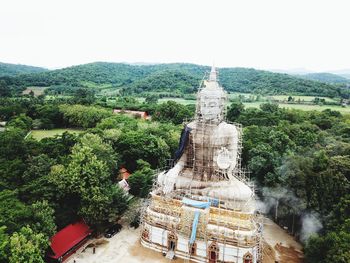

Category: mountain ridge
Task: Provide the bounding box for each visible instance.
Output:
[0,62,48,77]
[1,62,349,98]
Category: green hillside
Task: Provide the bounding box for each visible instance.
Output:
[125,69,202,94]
[1,62,349,98]
[219,68,349,97]
[297,72,350,84]
[0,62,47,77]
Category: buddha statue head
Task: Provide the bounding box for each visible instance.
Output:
[196,66,227,122]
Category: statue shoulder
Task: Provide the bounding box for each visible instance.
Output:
[187,121,196,129]
[218,122,238,136]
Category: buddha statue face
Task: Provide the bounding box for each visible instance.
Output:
[199,86,225,121]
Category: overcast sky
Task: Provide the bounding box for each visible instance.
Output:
[0,0,349,71]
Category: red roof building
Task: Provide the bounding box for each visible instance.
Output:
[47,220,92,262]
[119,167,131,180]
[113,109,149,120]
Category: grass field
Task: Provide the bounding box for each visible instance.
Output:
[29,128,84,140]
[243,102,350,113]
[158,98,196,105]
[145,97,350,114]
[269,95,338,102]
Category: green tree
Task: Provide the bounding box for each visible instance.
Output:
[59,104,112,128]
[6,114,33,132]
[30,200,56,239]
[77,133,119,173]
[73,88,95,105]
[305,231,350,263]
[117,130,170,171]
[0,80,11,97]
[0,226,10,263]
[128,160,154,197]
[9,226,48,263]
[0,190,32,233]
[153,101,192,125]
[144,94,158,104]
[19,154,57,203]
[50,145,128,226]
[227,101,244,122]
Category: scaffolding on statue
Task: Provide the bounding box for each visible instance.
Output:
[139,68,263,263]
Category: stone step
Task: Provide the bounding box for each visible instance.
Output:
[165,250,175,259]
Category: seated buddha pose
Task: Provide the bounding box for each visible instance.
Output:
[158,66,253,210]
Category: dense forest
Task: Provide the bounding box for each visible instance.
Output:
[0,62,47,77]
[0,91,349,262]
[1,62,349,98]
[297,72,350,84]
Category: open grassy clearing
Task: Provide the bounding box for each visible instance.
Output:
[158,98,196,105]
[243,102,350,113]
[269,95,338,102]
[29,128,84,140]
[45,95,73,100]
[22,86,48,96]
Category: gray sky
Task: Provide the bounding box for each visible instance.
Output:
[0,0,349,71]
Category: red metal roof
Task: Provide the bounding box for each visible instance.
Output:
[48,220,92,259]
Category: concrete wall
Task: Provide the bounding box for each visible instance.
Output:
[145,223,259,263]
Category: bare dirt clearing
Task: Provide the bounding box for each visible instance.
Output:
[67,218,303,263]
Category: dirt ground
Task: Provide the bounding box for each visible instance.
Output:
[66,227,182,263]
[66,217,303,263]
[262,217,304,263]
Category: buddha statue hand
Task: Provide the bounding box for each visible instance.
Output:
[216,147,231,170]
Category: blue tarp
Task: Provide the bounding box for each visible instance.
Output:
[209,198,219,207]
[182,198,211,209]
[174,126,192,162]
[189,211,200,244]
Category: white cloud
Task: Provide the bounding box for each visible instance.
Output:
[0,0,349,71]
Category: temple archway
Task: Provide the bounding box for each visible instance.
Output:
[167,232,177,251]
[141,228,149,241]
[208,242,219,263]
[243,252,253,263]
[188,242,197,255]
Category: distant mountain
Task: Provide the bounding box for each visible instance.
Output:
[0,62,48,77]
[297,73,350,84]
[1,62,349,98]
[269,68,314,75]
[325,70,350,80]
[339,74,350,80]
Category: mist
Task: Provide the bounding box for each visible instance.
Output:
[300,212,323,242]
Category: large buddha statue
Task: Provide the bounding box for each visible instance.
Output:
[158,66,254,211]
